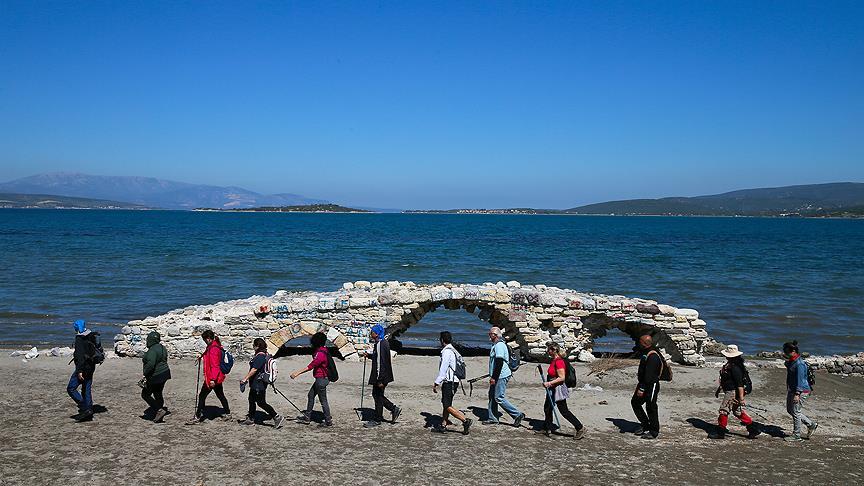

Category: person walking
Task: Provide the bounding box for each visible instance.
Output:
[238,338,284,428]
[631,334,662,439]
[483,326,525,427]
[708,344,759,439]
[364,324,401,428]
[67,319,99,422]
[141,331,171,423]
[431,331,472,435]
[187,330,232,424]
[290,332,333,427]
[537,342,585,439]
[783,340,817,442]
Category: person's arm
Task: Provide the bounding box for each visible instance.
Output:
[796,361,809,393]
[241,367,257,384]
[731,365,745,403]
[638,353,661,394]
[491,357,504,382]
[291,350,324,379]
[545,362,565,388]
[434,350,450,386]
[142,348,155,378]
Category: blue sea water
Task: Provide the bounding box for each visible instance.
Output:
[1,209,862,355]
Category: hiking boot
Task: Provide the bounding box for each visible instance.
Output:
[364,420,382,428]
[185,415,203,426]
[708,428,726,440]
[153,408,168,423]
[391,406,401,423]
[273,414,285,429]
[784,434,803,442]
[296,413,311,425]
[534,429,551,437]
[805,422,818,439]
[75,410,93,422]
[238,416,255,426]
[573,427,585,440]
[220,413,233,422]
[633,425,645,435]
[641,431,658,440]
[513,413,525,428]
[481,420,499,426]
[318,420,333,428]
[746,424,761,439]
[462,418,472,435]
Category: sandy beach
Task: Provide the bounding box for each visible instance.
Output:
[2,352,863,485]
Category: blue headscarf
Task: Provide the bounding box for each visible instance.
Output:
[73,319,87,334]
[371,324,386,341]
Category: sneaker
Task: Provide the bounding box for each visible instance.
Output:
[364,420,382,428]
[273,415,284,429]
[391,406,402,423]
[153,408,168,423]
[238,416,255,426]
[805,422,818,440]
[220,413,233,422]
[431,424,446,433]
[185,415,203,426]
[633,425,645,435]
[746,424,761,439]
[784,434,803,442]
[296,414,311,425]
[318,420,333,428]
[481,420,499,426]
[641,431,658,440]
[75,410,93,422]
[573,427,586,440]
[513,413,525,428]
[462,418,472,436]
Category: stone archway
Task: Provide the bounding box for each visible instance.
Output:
[115,281,708,365]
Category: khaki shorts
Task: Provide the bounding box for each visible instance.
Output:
[719,390,745,417]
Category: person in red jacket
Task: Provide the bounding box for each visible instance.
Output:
[186,330,232,424]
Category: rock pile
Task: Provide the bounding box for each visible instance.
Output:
[114,281,710,365]
[805,353,864,375]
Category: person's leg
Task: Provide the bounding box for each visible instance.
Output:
[306,383,316,415]
[196,386,212,417]
[255,389,277,419]
[646,383,660,434]
[142,384,156,411]
[67,372,83,410]
[212,384,230,413]
[543,395,554,431]
[495,376,521,419]
[372,384,385,421]
[378,383,396,412]
[631,392,649,429]
[487,381,499,422]
[152,381,165,411]
[555,399,583,430]
[316,379,331,423]
[82,377,93,412]
[787,391,802,436]
[797,394,813,427]
[248,388,258,418]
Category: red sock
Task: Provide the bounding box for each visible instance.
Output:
[739,412,753,426]
[718,414,728,429]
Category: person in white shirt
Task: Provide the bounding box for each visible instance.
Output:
[432,331,472,435]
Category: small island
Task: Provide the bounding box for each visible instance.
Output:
[194,203,370,213]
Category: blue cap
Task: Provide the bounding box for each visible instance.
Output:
[371,324,386,340]
[73,319,86,334]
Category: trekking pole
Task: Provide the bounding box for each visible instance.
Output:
[537,364,560,429]
[356,353,367,421]
[194,355,201,415]
[467,374,491,397]
[271,384,304,414]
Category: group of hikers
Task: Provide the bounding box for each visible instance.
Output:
[66,320,819,442]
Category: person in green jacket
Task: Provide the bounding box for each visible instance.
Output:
[141,331,171,423]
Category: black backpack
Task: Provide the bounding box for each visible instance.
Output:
[88,332,105,365]
[740,363,753,395]
[806,362,816,389]
[505,345,520,372]
[564,359,578,388]
[326,352,339,383]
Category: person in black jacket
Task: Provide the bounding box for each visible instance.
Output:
[364,324,401,428]
[631,334,662,439]
[709,344,758,439]
[67,319,97,422]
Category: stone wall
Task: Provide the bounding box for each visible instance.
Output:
[114,280,709,365]
[805,353,864,375]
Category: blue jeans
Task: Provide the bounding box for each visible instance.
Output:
[67,372,93,412]
[487,376,521,422]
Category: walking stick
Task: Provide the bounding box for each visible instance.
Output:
[271,384,304,414]
[356,354,367,421]
[468,374,491,397]
[537,364,560,429]
[194,355,201,415]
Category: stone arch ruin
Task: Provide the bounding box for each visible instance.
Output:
[115,280,708,365]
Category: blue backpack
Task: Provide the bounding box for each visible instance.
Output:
[220,348,235,375]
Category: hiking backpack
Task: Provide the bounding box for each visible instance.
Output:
[220,348,235,375]
[506,346,521,372]
[257,353,277,385]
[806,362,816,389]
[453,350,467,380]
[649,350,673,382]
[740,363,753,395]
[564,359,578,388]
[88,332,105,365]
[326,351,339,383]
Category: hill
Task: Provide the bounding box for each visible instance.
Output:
[567,182,864,216]
[200,204,369,213]
[0,193,146,209]
[0,172,326,210]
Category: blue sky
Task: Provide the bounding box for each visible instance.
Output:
[1,1,862,209]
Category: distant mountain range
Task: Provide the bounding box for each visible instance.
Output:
[407,183,864,217]
[0,193,146,209]
[0,172,326,210]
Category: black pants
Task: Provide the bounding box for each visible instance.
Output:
[372,383,396,421]
[631,382,660,433]
[197,383,230,416]
[248,388,276,420]
[142,380,166,412]
[544,397,583,431]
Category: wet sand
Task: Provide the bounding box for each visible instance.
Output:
[1,353,863,485]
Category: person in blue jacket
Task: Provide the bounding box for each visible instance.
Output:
[783,340,818,441]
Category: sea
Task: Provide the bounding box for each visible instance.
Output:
[1,209,862,355]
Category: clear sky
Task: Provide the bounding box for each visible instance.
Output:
[1,1,862,209]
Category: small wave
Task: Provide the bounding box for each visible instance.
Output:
[0,311,58,319]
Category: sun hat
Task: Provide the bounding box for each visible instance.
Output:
[721,344,743,358]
